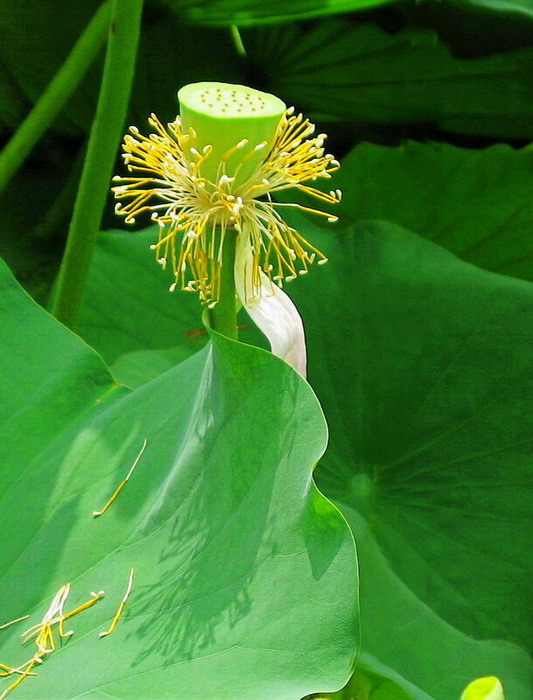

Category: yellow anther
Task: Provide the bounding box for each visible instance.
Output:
[92,439,147,517]
[99,569,135,638]
[112,108,339,307]
[0,585,105,697]
[0,658,38,698]
[63,590,105,622]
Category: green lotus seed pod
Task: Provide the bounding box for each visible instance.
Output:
[178,82,286,185]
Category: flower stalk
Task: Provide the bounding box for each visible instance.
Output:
[52,0,144,329]
[210,229,238,339]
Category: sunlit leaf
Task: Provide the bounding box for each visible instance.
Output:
[0,257,358,699]
[458,0,533,18]
[77,210,533,699]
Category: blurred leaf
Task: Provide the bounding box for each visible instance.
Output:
[162,0,396,26]
[329,141,533,281]
[322,666,415,698]
[0,0,103,135]
[0,168,66,304]
[128,13,245,127]
[0,256,358,699]
[0,59,30,133]
[458,0,533,18]
[247,20,533,139]
[0,2,245,138]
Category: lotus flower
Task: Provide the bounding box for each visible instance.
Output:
[112,82,340,377]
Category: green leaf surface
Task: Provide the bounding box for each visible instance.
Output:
[78,215,533,698]
[0,257,358,698]
[329,141,533,281]
[78,227,266,367]
[247,20,533,139]
[78,229,206,364]
[286,217,533,699]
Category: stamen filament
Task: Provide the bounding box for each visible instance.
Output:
[112,103,340,307]
[92,439,147,517]
[0,616,30,631]
[99,569,135,638]
[0,658,38,699]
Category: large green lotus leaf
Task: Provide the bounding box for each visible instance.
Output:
[77,214,533,698]
[246,20,533,139]
[0,258,358,699]
[285,216,533,699]
[328,141,533,282]
[345,505,532,700]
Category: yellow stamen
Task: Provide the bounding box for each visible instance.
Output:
[112,108,340,307]
[0,616,29,631]
[22,584,71,654]
[99,569,135,638]
[2,586,105,697]
[22,588,105,648]
[62,591,105,623]
[0,661,37,677]
[92,439,147,517]
[0,658,38,699]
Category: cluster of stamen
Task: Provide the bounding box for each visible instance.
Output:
[0,570,135,697]
[112,108,341,307]
[0,586,104,698]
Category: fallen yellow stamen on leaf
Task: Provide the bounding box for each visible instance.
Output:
[92,439,147,517]
[0,616,30,632]
[0,661,37,677]
[99,569,135,638]
[63,590,105,623]
[21,584,71,655]
[0,658,39,698]
[0,585,105,697]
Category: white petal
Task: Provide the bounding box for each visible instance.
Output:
[234,241,307,378]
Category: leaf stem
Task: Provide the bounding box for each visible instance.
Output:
[0,0,112,196]
[210,230,238,340]
[51,0,144,329]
